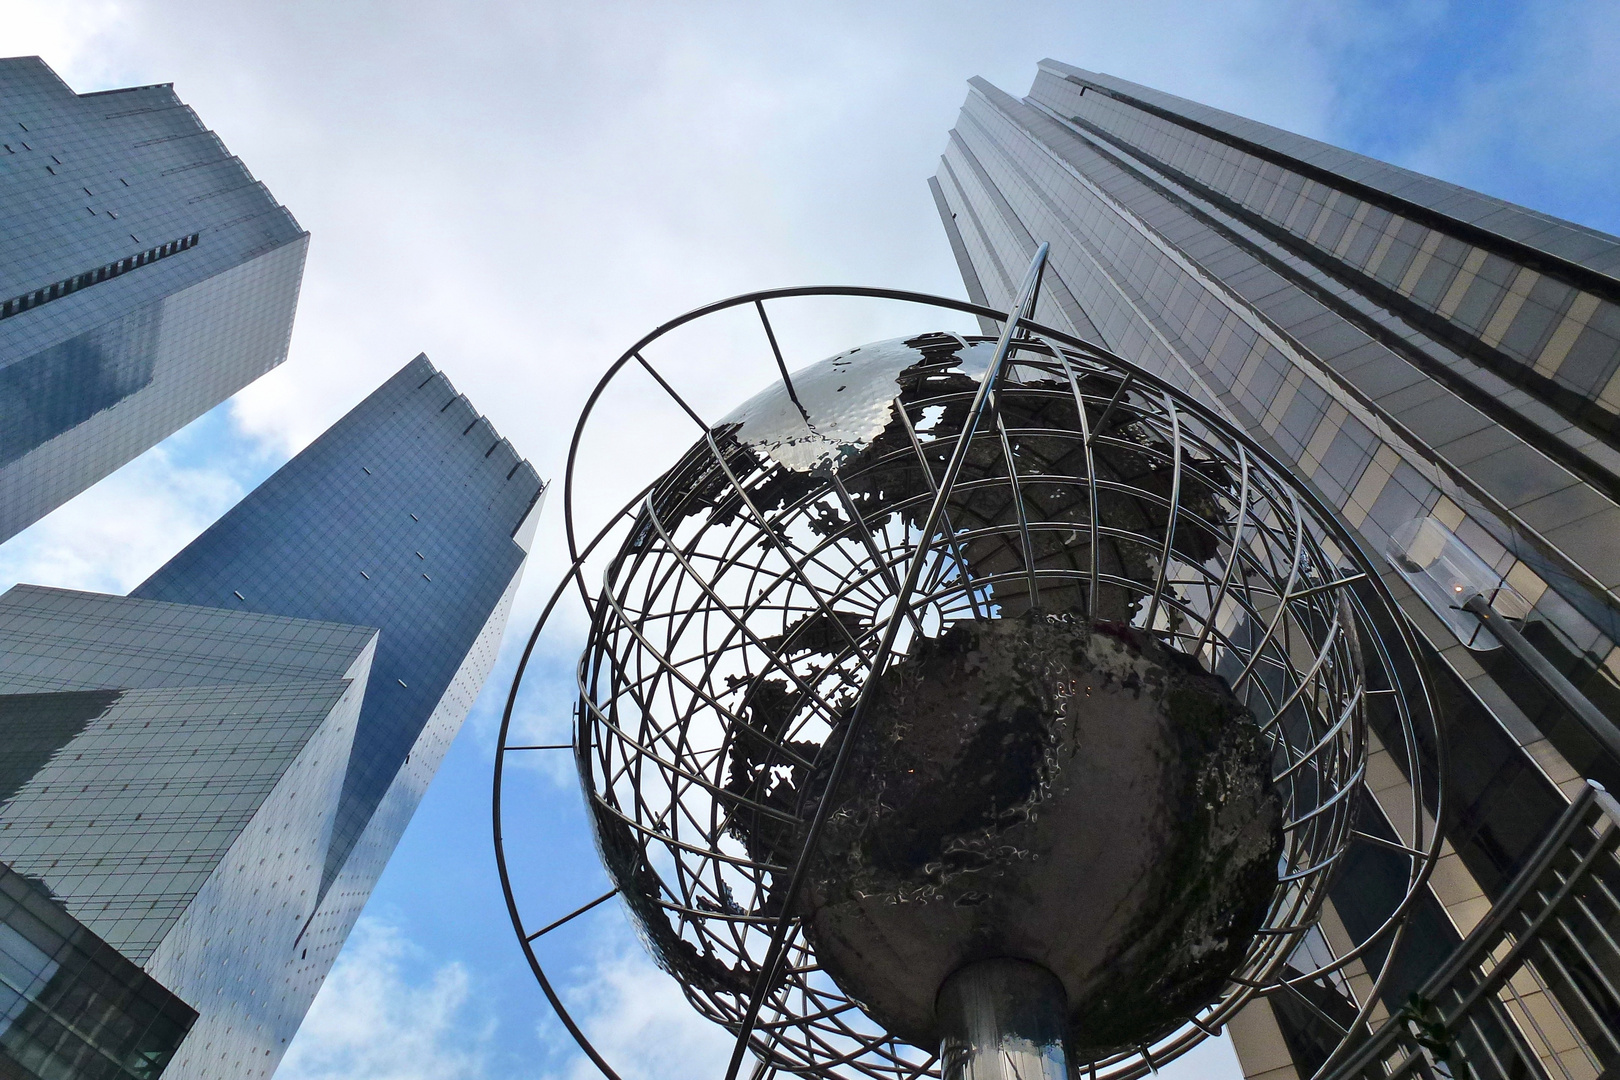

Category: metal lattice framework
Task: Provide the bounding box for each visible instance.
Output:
[495,265,1447,1080]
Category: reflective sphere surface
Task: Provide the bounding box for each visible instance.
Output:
[801,615,1282,1053]
[575,332,1375,1076]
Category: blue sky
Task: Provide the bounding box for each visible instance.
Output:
[2,2,1617,1078]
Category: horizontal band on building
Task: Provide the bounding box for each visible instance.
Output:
[0,232,201,320]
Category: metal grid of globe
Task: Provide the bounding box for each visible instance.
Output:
[495,249,1447,1080]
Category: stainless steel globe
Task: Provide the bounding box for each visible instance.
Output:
[495,261,1445,1080]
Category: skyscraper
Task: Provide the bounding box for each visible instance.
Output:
[0,56,306,543]
[0,587,377,1080]
[0,356,542,1079]
[133,353,543,983]
[935,61,1620,1078]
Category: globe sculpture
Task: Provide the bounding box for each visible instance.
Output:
[495,250,1446,1080]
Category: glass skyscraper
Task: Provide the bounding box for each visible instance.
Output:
[0,356,542,1079]
[133,354,544,975]
[0,55,306,543]
[935,61,1620,1079]
[0,586,377,1080]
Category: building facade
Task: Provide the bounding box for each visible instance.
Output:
[130,354,543,1078]
[0,586,376,1080]
[934,61,1620,1079]
[0,356,542,1079]
[0,56,307,543]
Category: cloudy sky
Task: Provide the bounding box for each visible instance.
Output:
[3,1,1618,1078]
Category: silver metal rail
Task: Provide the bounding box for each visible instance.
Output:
[1463,595,1620,763]
[1325,780,1620,1080]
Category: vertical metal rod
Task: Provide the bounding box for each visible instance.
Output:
[1499,972,1574,1080]
[1049,346,1102,618]
[992,408,1041,611]
[937,959,1069,1080]
[1462,595,1620,762]
[1532,931,1615,1059]
[1086,372,1134,447]
[829,472,925,636]
[755,300,807,420]
[1191,446,1251,656]
[1142,391,1182,635]
[1229,488,1307,696]
[894,403,984,620]
[1461,1004,1516,1080]
[1485,993,1557,1080]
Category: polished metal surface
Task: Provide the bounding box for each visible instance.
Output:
[494,264,1448,1080]
[937,960,1069,1080]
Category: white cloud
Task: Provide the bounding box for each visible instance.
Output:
[0,436,247,597]
[278,917,493,1080]
[557,937,733,1080]
[1395,0,1620,223]
[0,0,133,86]
[0,0,1374,665]
[546,916,1242,1080]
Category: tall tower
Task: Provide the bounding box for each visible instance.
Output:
[0,356,541,1080]
[0,56,306,543]
[0,587,378,1080]
[130,353,543,1077]
[934,61,1620,1078]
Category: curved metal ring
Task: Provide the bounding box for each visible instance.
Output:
[494,284,1448,1080]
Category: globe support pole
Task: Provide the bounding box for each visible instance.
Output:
[937,959,1070,1080]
